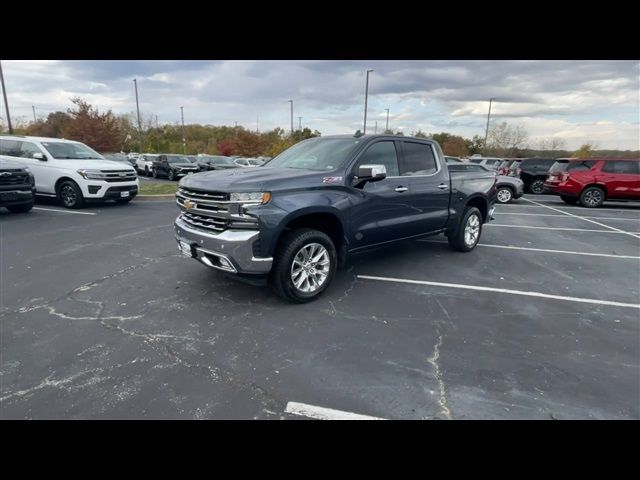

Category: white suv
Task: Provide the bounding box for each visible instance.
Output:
[0,135,139,209]
[136,154,158,176]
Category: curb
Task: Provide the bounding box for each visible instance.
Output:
[135,194,176,201]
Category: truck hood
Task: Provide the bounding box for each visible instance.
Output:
[54,159,136,171]
[172,163,199,169]
[179,167,326,191]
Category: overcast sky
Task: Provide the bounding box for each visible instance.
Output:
[2,60,638,150]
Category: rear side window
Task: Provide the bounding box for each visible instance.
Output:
[601,161,639,174]
[355,141,399,177]
[401,142,437,176]
[550,160,596,173]
[0,139,22,156]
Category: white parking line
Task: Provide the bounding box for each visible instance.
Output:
[498,203,640,214]
[357,275,640,309]
[285,402,386,420]
[33,207,97,216]
[417,239,640,260]
[494,212,640,222]
[485,224,640,234]
[521,197,640,240]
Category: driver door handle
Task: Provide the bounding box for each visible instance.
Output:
[395,186,408,192]
[437,183,449,190]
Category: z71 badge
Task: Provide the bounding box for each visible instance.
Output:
[322,176,343,184]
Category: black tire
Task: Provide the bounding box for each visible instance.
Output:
[168,169,176,181]
[560,195,579,205]
[145,166,150,177]
[270,228,337,303]
[529,178,545,194]
[152,168,158,178]
[580,186,605,208]
[7,202,34,213]
[496,186,514,204]
[57,180,85,209]
[448,206,483,252]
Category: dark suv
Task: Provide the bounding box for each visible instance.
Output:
[508,158,557,194]
[0,158,36,213]
[152,154,200,181]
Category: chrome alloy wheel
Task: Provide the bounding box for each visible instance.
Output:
[497,187,512,203]
[530,179,545,194]
[290,243,330,293]
[583,189,602,206]
[464,213,481,247]
[61,185,77,207]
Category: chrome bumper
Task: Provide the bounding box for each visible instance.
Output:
[174,216,273,274]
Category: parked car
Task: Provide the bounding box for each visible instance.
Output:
[136,154,158,176]
[467,155,503,170]
[445,156,464,164]
[0,157,36,213]
[234,157,263,167]
[185,156,204,171]
[508,158,557,194]
[196,155,238,171]
[174,133,497,302]
[0,135,138,208]
[448,163,524,204]
[103,152,136,167]
[152,154,200,180]
[545,158,640,207]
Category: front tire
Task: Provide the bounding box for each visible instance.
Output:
[7,202,34,213]
[448,206,483,252]
[271,228,337,303]
[529,178,545,194]
[57,180,85,209]
[168,169,176,181]
[496,186,514,204]
[152,168,158,178]
[145,166,151,177]
[560,195,579,205]
[580,186,605,208]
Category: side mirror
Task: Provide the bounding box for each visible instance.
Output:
[33,152,46,161]
[353,164,387,188]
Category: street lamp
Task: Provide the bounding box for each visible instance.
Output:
[288,100,293,134]
[385,108,390,133]
[0,61,13,134]
[483,97,496,155]
[363,69,374,134]
[180,106,186,154]
[133,79,143,151]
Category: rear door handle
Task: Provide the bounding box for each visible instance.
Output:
[437,183,449,190]
[395,186,408,192]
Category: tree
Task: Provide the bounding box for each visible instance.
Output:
[441,136,470,157]
[486,122,528,157]
[60,98,126,152]
[573,143,597,158]
[537,137,566,152]
[411,130,428,138]
[25,111,72,138]
[466,135,484,155]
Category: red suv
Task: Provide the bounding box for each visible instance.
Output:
[545,158,640,207]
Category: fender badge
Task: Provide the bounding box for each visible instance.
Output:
[322,176,343,184]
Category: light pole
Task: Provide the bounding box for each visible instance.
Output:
[0,61,13,134]
[363,69,374,134]
[483,97,496,155]
[155,115,159,152]
[288,100,293,134]
[298,116,302,131]
[32,105,36,123]
[133,79,142,151]
[385,108,390,133]
[180,106,186,154]
[374,120,378,134]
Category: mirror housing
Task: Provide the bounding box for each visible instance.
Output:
[353,164,387,188]
[33,152,46,161]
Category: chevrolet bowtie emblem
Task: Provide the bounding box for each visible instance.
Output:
[184,199,195,210]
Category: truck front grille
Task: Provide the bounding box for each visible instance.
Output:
[180,212,227,232]
[0,170,29,185]
[101,170,137,182]
[178,188,228,201]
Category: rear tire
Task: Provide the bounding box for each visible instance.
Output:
[7,202,34,213]
[580,186,605,208]
[270,228,337,303]
[529,179,545,194]
[496,186,514,204]
[57,180,85,209]
[152,168,158,178]
[560,195,579,205]
[448,206,482,252]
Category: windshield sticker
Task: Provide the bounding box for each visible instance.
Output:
[322,176,343,184]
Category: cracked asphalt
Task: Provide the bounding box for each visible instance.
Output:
[1,195,639,419]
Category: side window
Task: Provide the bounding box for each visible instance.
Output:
[469,158,482,164]
[401,142,437,176]
[568,160,596,172]
[0,139,22,156]
[602,161,638,174]
[355,141,399,177]
[19,141,43,158]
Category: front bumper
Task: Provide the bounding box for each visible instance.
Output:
[174,216,273,275]
[80,179,139,199]
[0,187,35,206]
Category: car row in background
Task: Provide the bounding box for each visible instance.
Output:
[130,152,272,178]
[448,162,524,204]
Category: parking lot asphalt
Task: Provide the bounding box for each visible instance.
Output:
[1,194,639,419]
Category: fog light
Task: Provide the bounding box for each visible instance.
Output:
[219,257,232,269]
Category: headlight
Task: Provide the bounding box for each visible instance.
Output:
[77,169,106,180]
[229,192,271,204]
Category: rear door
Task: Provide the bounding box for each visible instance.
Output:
[397,140,450,233]
[348,140,420,249]
[598,160,640,199]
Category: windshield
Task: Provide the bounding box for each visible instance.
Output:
[266,137,363,171]
[167,155,191,164]
[41,141,103,160]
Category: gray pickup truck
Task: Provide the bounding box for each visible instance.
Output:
[174,134,497,302]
